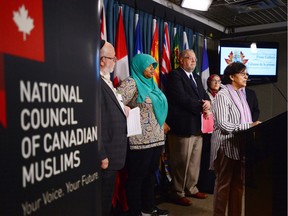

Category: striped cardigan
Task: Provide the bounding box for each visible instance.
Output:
[210,85,251,169]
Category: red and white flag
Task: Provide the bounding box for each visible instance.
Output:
[0,0,44,62]
[0,53,6,128]
[100,0,107,40]
[160,22,171,89]
[161,22,171,76]
[113,7,129,87]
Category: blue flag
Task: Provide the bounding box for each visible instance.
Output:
[134,13,143,55]
[201,38,210,90]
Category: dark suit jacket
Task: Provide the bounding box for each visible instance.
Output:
[166,67,210,136]
[245,88,260,121]
[100,79,127,170]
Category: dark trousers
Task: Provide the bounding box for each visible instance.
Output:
[126,146,163,216]
[198,134,215,194]
[101,170,117,216]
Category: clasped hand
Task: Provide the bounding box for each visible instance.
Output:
[202,100,211,119]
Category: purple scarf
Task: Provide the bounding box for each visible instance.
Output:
[227,84,252,123]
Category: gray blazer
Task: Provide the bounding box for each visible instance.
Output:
[100,79,127,170]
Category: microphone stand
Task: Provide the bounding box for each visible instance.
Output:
[272,82,287,103]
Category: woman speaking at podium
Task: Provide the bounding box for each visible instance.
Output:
[210,62,261,216]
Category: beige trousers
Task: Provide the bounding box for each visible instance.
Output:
[168,134,203,198]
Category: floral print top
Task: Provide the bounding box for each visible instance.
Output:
[117,77,165,150]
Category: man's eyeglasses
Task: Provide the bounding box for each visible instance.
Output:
[101,56,117,62]
[183,56,197,62]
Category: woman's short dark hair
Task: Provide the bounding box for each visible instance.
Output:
[222,62,246,84]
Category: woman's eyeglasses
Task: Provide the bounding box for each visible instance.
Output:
[237,72,249,77]
[212,80,221,84]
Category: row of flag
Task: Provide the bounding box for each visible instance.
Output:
[100,1,210,90]
[100,1,211,200]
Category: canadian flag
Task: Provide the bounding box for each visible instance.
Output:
[0,53,6,128]
[113,6,129,87]
[0,0,44,62]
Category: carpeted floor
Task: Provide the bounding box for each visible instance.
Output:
[156,192,245,216]
[156,193,213,216]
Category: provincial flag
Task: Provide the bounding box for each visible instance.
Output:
[201,38,210,90]
[0,0,44,62]
[151,18,160,87]
[113,6,129,87]
[160,22,171,89]
[172,27,180,69]
[134,13,143,55]
[100,0,107,40]
[183,31,189,50]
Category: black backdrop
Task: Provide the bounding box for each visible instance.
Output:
[0,0,102,215]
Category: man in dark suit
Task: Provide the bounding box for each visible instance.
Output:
[99,40,129,216]
[245,87,260,121]
[165,49,211,206]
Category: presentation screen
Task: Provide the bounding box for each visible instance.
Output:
[219,41,279,85]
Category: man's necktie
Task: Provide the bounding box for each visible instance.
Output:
[189,74,198,89]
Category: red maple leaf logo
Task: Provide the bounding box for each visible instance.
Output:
[224,51,249,65]
[240,51,249,64]
[0,0,44,62]
[225,51,233,64]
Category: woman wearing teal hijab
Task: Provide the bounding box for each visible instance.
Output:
[117,54,169,216]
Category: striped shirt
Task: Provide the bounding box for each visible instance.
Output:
[210,85,251,169]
